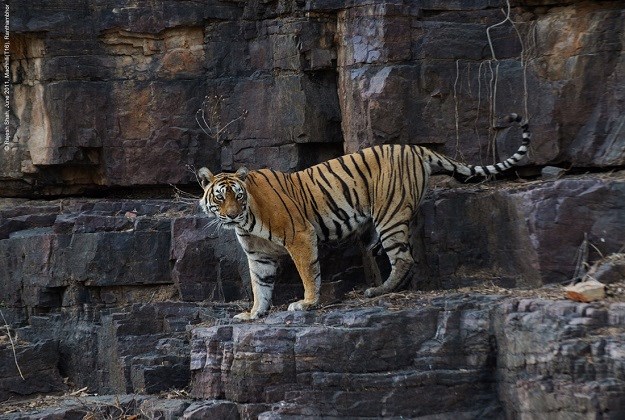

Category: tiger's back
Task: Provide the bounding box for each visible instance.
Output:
[245,144,431,244]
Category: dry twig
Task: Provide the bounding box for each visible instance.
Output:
[0,308,25,380]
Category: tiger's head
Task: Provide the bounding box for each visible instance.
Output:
[198,167,249,229]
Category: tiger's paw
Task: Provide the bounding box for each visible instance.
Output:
[233,311,257,321]
[364,286,385,298]
[287,300,317,312]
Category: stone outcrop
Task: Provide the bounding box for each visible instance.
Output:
[0,302,209,402]
[190,295,503,418]
[188,294,625,418]
[419,172,625,289]
[4,294,624,419]
[496,298,625,419]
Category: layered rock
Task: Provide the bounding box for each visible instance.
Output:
[1,1,624,196]
[190,294,502,418]
[1,172,623,322]
[419,172,625,288]
[189,294,625,418]
[0,338,66,402]
[496,299,625,419]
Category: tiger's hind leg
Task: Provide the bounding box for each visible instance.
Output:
[364,217,414,298]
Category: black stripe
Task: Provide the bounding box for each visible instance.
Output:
[383,242,409,254]
[311,204,330,241]
[379,219,409,239]
[378,186,407,230]
[337,156,354,179]
[252,258,276,265]
[257,170,297,240]
[315,165,334,190]
[357,150,373,177]
[333,220,343,239]
[269,169,289,191]
[247,212,256,232]
[349,154,368,186]
[375,177,397,223]
[248,176,259,186]
[317,181,353,231]
[371,146,382,170]
[294,173,313,221]
[252,276,277,287]
[326,162,354,208]
[305,183,330,240]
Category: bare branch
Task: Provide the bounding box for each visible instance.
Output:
[0,309,25,380]
[196,94,247,145]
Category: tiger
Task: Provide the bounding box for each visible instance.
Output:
[198,113,530,320]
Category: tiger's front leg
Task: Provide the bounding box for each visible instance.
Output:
[286,231,321,312]
[234,231,285,320]
[234,254,279,320]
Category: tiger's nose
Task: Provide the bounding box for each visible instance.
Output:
[226,209,239,219]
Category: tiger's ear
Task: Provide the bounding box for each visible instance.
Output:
[235,166,249,181]
[198,167,214,188]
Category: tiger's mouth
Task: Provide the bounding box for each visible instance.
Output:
[221,219,240,229]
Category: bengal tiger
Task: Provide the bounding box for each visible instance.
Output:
[198,113,530,320]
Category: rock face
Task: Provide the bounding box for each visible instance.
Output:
[1,302,207,401]
[4,294,624,419]
[1,1,624,195]
[496,299,625,419]
[1,172,623,320]
[190,295,502,418]
[0,339,66,402]
[189,295,625,419]
[419,172,625,289]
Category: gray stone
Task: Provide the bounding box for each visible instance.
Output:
[0,339,67,402]
[182,400,240,420]
[190,296,505,417]
[139,398,193,420]
[541,165,566,180]
[190,294,625,418]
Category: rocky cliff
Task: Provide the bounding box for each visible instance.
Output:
[1,0,625,418]
[2,0,624,195]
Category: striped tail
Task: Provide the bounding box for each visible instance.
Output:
[425,113,531,176]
